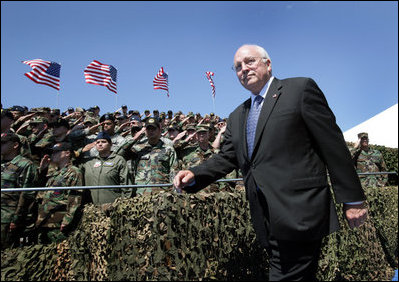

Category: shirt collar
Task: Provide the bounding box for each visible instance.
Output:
[250,76,275,104]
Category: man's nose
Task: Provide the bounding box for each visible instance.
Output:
[241,62,251,73]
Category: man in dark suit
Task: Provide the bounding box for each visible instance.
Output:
[173,44,368,280]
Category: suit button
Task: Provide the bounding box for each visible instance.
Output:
[251,164,256,169]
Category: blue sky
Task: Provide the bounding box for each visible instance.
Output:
[1,1,397,131]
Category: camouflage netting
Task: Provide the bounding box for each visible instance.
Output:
[1,186,397,281]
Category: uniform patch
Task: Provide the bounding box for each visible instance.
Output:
[93,161,102,168]
[104,162,114,167]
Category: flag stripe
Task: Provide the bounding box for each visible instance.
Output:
[24,74,60,90]
[25,72,60,88]
[84,60,117,94]
[22,59,61,90]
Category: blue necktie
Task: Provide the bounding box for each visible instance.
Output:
[247,95,263,158]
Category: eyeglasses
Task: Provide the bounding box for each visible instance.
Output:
[232,57,266,72]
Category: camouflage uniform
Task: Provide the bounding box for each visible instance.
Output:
[131,139,178,195]
[1,154,38,249]
[177,141,236,192]
[82,152,133,204]
[2,129,32,159]
[351,148,388,188]
[35,164,84,244]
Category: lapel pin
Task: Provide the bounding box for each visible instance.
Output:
[272,94,278,98]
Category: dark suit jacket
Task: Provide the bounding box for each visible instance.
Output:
[190,77,366,245]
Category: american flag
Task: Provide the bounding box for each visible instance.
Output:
[22,59,61,90]
[206,71,215,98]
[153,67,169,97]
[84,60,117,94]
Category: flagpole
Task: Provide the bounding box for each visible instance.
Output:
[212,95,215,114]
[57,92,60,109]
[115,94,118,112]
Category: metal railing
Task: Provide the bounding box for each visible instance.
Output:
[1,172,397,193]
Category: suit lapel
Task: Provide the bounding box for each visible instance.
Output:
[252,78,282,158]
[241,98,251,160]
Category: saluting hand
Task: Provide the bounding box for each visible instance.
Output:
[39,154,51,172]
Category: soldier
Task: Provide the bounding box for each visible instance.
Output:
[179,125,236,192]
[27,117,49,145]
[36,142,84,244]
[82,132,133,207]
[31,118,72,167]
[77,114,126,161]
[351,132,388,188]
[167,110,173,120]
[166,124,180,141]
[121,105,128,116]
[1,110,32,159]
[91,114,125,155]
[49,109,60,124]
[1,132,38,249]
[153,109,160,120]
[130,117,179,195]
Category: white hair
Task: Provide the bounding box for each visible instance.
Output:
[239,44,272,64]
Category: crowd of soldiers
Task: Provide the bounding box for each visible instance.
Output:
[1,104,239,248]
[1,104,388,249]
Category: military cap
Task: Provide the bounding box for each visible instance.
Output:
[95,131,112,143]
[31,107,50,113]
[121,105,127,109]
[1,110,14,120]
[50,108,60,115]
[53,118,70,129]
[117,115,128,120]
[50,142,73,153]
[1,132,20,143]
[29,107,39,113]
[68,107,74,111]
[93,105,100,110]
[10,105,25,112]
[83,116,97,125]
[153,109,159,113]
[167,110,173,114]
[160,112,166,117]
[75,107,84,112]
[131,116,141,122]
[358,132,369,139]
[168,124,180,132]
[100,113,115,123]
[186,124,197,131]
[210,112,215,116]
[86,111,95,117]
[196,124,209,132]
[132,110,140,115]
[29,117,48,124]
[145,117,160,128]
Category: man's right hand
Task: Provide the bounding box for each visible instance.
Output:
[173,170,195,190]
[39,154,51,172]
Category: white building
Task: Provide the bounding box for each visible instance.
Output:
[343,103,398,148]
